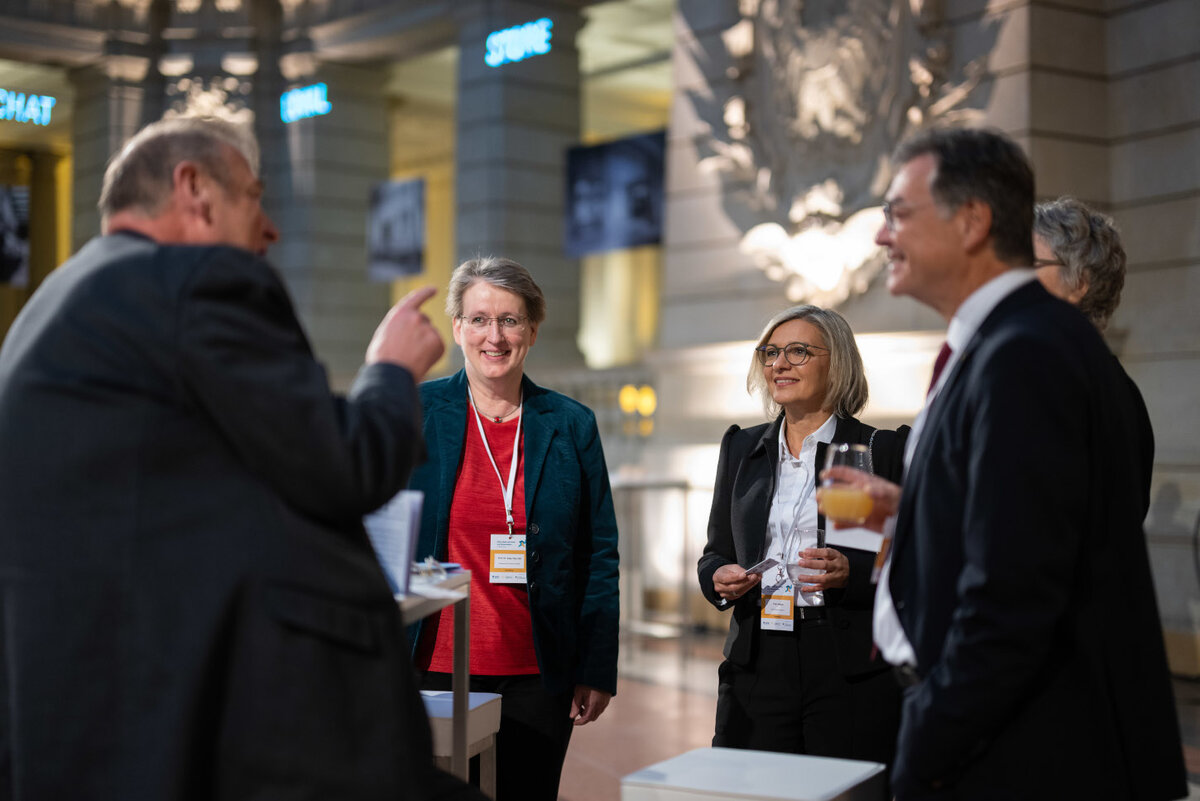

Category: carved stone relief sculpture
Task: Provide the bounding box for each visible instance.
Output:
[690,0,996,306]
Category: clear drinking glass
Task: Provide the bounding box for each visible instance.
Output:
[818,442,875,525]
[780,526,826,582]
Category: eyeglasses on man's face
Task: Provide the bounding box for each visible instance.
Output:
[754,342,829,367]
[881,199,937,231]
[459,314,528,331]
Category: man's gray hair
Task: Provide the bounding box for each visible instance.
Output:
[98,117,260,222]
[1033,197,1126,331]
[746,304,868,420]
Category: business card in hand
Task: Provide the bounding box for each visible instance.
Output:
[744,557,779,575]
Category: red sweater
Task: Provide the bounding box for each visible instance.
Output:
[418,415,539,675]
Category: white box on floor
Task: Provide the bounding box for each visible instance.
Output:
[621,747,885,801]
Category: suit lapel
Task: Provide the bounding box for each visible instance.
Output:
[892,282,1040,578]
[429,372,469,550]
[741,417,782,563]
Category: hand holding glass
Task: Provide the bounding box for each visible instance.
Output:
[780,526,825,583]
[818,443,874,525]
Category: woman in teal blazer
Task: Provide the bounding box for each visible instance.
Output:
[406,257,619,801]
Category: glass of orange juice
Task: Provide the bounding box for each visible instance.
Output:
[818,443,874,524]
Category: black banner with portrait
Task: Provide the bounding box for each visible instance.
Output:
[0,184,30,287]
[565,130,665,258]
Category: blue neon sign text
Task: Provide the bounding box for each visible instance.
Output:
[280,83,331,124]
[0,89,57,126]
[485,18,553,67]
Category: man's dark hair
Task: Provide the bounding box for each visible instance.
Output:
[893,128,1035,266]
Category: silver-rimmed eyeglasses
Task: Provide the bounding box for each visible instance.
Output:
[755,342,829,367]
[881,199,935,231]
[459,314,528,331]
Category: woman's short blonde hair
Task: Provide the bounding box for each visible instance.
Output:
[745,305,868,420]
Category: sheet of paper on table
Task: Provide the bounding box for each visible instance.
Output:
[364,489,423,595]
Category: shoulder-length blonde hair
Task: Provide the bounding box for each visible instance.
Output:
[745,305,868,420]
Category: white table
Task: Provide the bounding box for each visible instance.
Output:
[398,570,471,779]
[622,747,886,801]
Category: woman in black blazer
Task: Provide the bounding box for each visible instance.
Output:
[697,305,908,772]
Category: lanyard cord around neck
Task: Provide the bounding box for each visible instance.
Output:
[467,384,523,536]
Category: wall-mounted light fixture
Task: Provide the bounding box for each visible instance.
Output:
[618,383,656,437]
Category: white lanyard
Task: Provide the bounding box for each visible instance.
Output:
[467,385,523,536]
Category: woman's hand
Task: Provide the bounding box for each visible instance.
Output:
[795,547,850,591]
[570,685,612,725]
[820,466,903,532]
[713,563,762,602]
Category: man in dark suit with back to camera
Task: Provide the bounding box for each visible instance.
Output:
[0,117,484,800]
[859,128,1187,800]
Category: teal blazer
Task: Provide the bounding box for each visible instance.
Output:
[408,369,620,695]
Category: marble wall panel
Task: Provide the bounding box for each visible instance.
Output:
[1110,128,1200,205]
[1029,4,1106,76]
[1029,70,1107,139]
[1028,136,1111,202]
[1107,0,1200,76]
[1116,264,1200,358]
[1111,195,1200,267]
[1110,59,1200,140]
[1127,359,1200,465]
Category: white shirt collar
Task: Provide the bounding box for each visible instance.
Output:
[777,413,838,464]
[945,268,1037,354]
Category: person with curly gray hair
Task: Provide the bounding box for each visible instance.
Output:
[1032,196,1126,331]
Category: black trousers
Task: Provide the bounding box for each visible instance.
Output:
[421,672,574,801]
[713,619,899,768]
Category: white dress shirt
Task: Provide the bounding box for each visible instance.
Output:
[873,269,1037,667]
[763,414,836,607]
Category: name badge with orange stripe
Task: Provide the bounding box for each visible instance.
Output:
[760,585,795,632]
[489,533,527,583]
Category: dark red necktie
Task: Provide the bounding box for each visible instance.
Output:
[928,342,952,396]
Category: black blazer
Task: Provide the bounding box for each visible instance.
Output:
[0,233,462,800]
[889,280,1186,800]
[698,414,908,677]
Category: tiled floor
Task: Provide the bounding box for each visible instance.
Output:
[559,632,721,801]
[558,631,1200,801]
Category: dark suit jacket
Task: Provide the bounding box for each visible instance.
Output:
[0,233,468,800]
[889,280,1186,800]
[698,414,908,678]
[407,370,620,696]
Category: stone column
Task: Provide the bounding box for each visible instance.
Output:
[262,61,392,389]
[454,0,585,372]
[68,64,145,249]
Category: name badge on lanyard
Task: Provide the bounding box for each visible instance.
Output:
[760,519,797,631]
[468,386,527,585]
[490,533,527,583]
[761,587,795,632]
